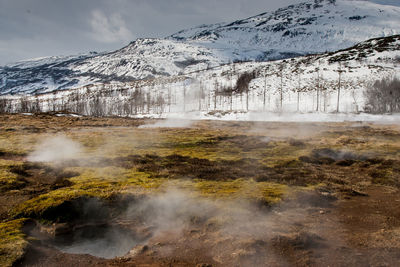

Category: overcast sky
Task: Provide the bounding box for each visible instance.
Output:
[0,0,397,65]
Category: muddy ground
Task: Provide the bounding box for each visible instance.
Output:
[0,113,400,266]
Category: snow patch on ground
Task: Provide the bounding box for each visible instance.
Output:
[134,111,400,124]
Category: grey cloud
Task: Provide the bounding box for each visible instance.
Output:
[88,9,134,43]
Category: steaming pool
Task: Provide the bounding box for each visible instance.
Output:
[51,224,140,259]
[26,221,150,259]
[24,195,155,259]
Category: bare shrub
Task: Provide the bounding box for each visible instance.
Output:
[234,72,256,94]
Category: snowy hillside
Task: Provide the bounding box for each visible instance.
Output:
[188,34,400,114]
[1,35,399,117]
[1,0,400,95]
[73,39,228,81]
[0,39,229,95]
[170,0,400,60]
[0,53,98,95]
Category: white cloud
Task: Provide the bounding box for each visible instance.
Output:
[89,9,133,43]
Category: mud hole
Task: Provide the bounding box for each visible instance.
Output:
[29,223,143,259]
[23,196,150,259]
[19,190,341,266]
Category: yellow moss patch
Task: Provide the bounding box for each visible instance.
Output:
[192,179,287,204]
[0,133,38,155]
[124,171,165,189]
[0,219,28,267]
[68,166,129,183]
[0,160,24,192]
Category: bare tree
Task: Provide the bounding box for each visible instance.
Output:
[155,93,165,114]
[315,61,321,112]
[263,67,269,111]
[274,63,286,112]
[31,96,41,113]
[167,84,172,113]
[146,91,151,114]
[336,62,345,113]
[293,62,304,112]
[183,81,187,112]
[19,96,29,113]
[0,98,12,113]
[213,79,218,110]
[197,81,204,111]
[90,95,105,117]
[230,64,234,110]
[364,78,400,113]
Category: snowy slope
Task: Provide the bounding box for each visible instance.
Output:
[186,34,400,114]
[0,53,99,95]
[170,0,400,60]
[73,39,228,80]
[0,39,227,95]
[1,0,400,95]
[4,35,398,117]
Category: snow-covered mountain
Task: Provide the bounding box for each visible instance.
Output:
[0,38,233,95]
[2,34,398,117]
[1,0,400,95]
[170,0,400,60]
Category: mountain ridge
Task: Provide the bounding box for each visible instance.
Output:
[169,0,399,57]
[1,0,399,95]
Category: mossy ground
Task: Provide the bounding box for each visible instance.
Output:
[0,114,400,265]
[0,219,28,267]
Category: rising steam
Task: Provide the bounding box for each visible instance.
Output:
[35,185,335,265]
[28,135,83,162]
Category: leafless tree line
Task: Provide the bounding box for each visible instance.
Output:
[0,87,166,116]
[364,78,400,113]
[0,63,385,116]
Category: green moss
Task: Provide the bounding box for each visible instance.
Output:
[193,179,287,204]
[0,160,25,192]
[124,171,165,189]
[0,219,28,267]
